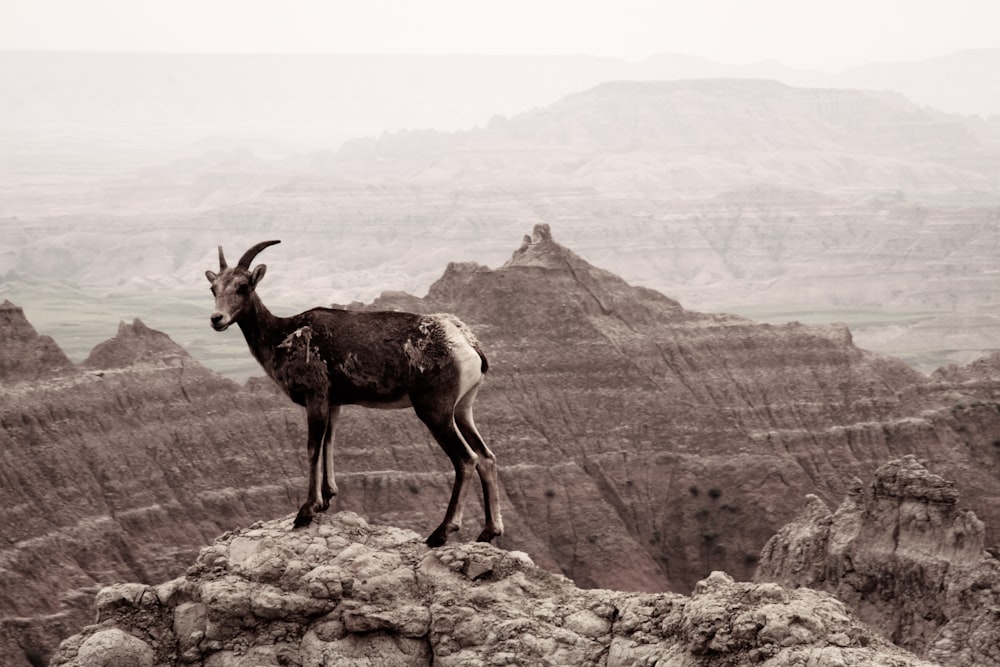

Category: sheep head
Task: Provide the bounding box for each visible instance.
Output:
[205,240,280,331]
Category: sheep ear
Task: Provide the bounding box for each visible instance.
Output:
[205,270,218,283]
[250,264,267,287]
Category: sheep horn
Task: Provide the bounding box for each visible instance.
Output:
[237,240,281,269]
[218,246,228,269]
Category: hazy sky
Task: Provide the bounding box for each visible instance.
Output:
[2,0,996,71]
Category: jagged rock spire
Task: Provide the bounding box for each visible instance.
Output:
[0,300,76,383]
[503,223,583,269]
[82,319,192,370]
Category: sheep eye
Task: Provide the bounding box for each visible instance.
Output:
[236,284,250,295]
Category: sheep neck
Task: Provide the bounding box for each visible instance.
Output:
[236,293,288,376]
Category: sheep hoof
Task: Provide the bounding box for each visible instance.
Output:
[425,532,448,548]
[293,511,314,529]
[476,528,500,543]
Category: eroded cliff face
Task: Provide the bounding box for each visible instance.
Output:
[0,299,76,383]
[756,456,1000,667]
[50,511,935,667]
[0,319,305,665]
[3,226,999,665]
[361,224,1000,591]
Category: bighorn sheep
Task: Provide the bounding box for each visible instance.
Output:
[205,240,503,546]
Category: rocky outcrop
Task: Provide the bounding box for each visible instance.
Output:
[82,318,193,370]
[756,456,1000,666]
[933,351,1000,388]
[0,300,76,383]
[50,511,934,667]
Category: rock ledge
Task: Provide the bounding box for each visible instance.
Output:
[52,511,932,666]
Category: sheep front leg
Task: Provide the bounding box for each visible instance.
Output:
[294,401,329,529]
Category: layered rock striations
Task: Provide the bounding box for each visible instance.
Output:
[0,317,305,665]
[756,456,1000,666]
[366,224,1000,590]
[50,511,935,667]
[3,226,1000,665]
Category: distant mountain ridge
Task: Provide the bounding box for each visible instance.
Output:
[325,79,999,192]
[3,70,998,379]
[832,49,1000,119]
[1,49,997,153]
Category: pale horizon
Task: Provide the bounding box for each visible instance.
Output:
[2,0,998,72]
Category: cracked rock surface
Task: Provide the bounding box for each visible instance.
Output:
[51,511,932,667]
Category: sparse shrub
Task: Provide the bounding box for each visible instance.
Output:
[407,482,420,494]
[702,529,718,542]
[688,485,699,496]
[708,488,722,500]
[544,488,556,499]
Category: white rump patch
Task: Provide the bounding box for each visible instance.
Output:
[402,314,484,394]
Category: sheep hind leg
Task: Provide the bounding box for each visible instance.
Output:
[455,386,504,543]
[416,404,478,547]
[319,406,341,511]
